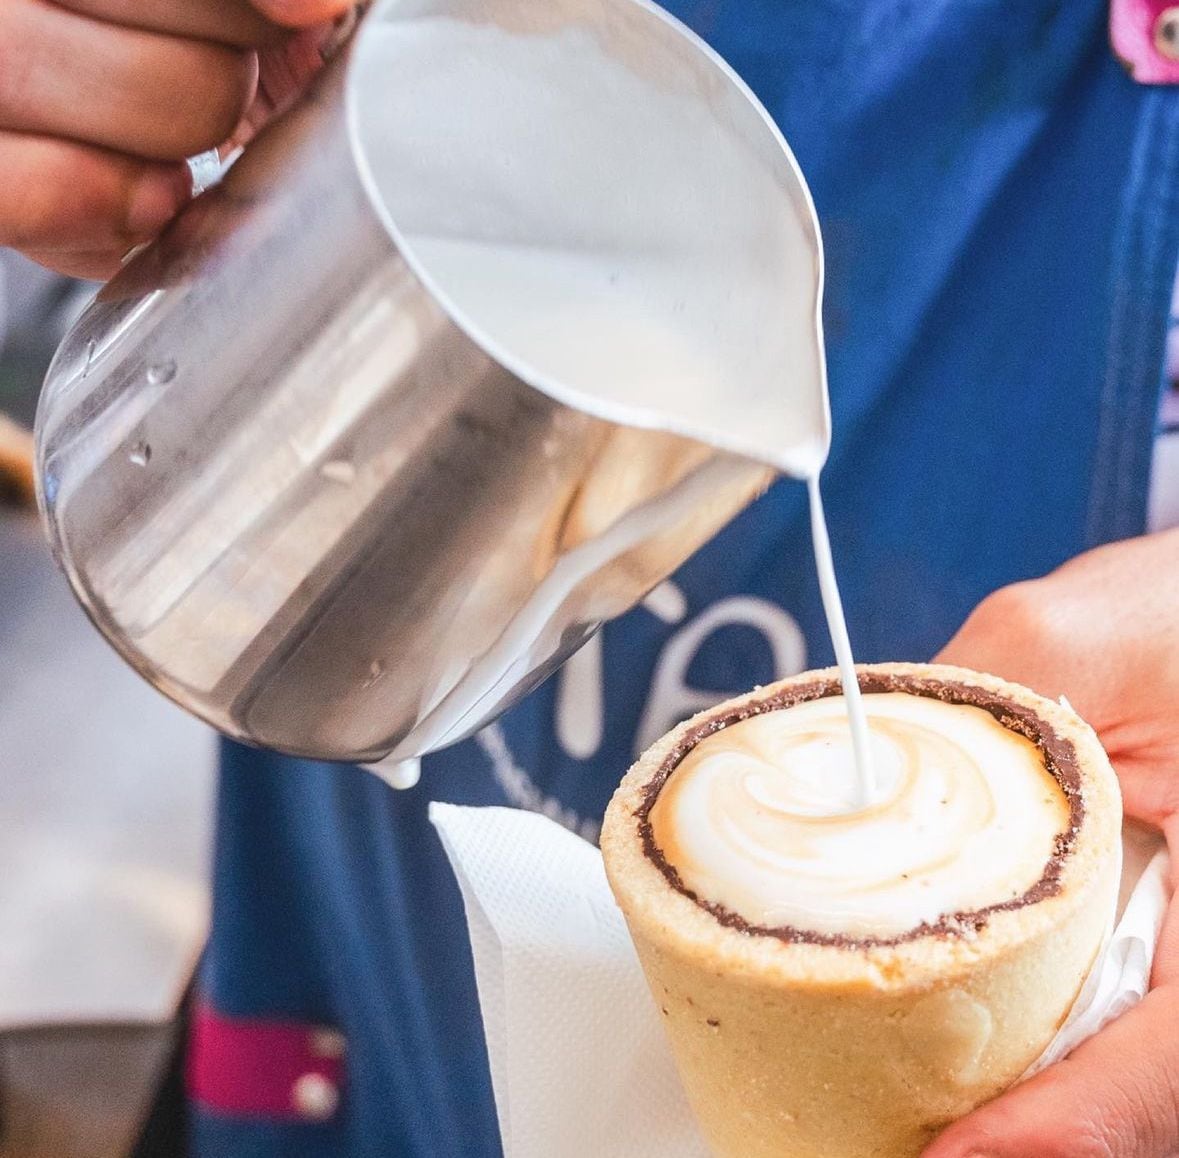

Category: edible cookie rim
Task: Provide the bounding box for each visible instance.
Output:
[634,666,1085,950]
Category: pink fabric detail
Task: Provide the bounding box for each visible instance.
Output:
[187,1002,345,1120]
[1110,0,1179,84]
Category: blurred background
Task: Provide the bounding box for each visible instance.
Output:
[0,251,216,1157]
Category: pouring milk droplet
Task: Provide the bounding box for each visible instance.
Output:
[806,474,875,807]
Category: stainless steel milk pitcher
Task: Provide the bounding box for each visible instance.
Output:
[34,0,810,766]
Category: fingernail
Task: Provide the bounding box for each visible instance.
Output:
[263,0,349,26]
[126,168,191,236]
[318,7,361,58]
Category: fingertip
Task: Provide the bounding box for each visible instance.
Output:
[920,1127,998,1158]
[158,45,259,160]
[251,0,354,28]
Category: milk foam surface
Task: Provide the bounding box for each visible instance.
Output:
[350,0,829,474]
[650,693,1069,938]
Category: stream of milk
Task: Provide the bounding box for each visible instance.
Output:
[351,2,875,803]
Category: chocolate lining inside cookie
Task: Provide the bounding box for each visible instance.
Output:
[636,671,1084,948]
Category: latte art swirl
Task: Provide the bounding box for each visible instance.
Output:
[649,693,1069,938]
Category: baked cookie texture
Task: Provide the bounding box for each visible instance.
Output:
[601,662,1123,1158]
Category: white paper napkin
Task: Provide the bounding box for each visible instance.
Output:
[431,803,710,1158]
[431,803,1172,1158]
[1025,822,1170,1075]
